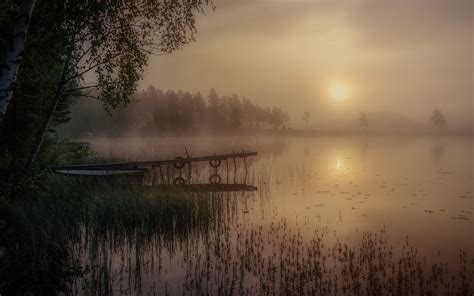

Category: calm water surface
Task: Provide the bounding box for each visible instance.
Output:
[78,135,473,294]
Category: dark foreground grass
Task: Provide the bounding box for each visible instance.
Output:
[0,175,226,295]
[0,175,472,295]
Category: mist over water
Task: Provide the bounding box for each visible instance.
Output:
[141,0,473,130]
[2,0,472,294]
[75,135,473,294]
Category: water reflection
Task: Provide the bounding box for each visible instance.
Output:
[431,143,445,166]
[335,156,342,170]
[3,136,473,294]
[157,183,257,193]
[154,173,258,193]
[72,136,473,294]
[359,141,369,161]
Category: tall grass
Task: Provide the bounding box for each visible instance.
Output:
[0,174,232,295]
[1,156,472,295]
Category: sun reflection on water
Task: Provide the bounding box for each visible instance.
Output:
[336,156,342,170]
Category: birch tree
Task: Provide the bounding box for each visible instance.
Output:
[0,0,213,173]
[0,0,35,122]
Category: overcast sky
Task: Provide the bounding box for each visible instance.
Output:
[140,0,472,129]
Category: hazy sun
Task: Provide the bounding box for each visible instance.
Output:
[328,81,349,101]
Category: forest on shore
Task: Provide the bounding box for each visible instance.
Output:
[66,86,290,137]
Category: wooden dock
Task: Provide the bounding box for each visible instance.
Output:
[54,150,257,176]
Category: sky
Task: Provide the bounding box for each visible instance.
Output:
[140,0,473,130]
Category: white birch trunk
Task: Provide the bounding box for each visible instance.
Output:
[0,0,36,121]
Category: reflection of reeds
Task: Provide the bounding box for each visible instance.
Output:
[71,177,244,295]
[0,174,238,294]
[76,200,473,295]
[1,157,472,295]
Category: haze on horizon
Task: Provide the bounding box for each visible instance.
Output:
[140,0,473,130]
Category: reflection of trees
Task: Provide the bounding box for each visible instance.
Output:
[431,109,447,129]
[359,112,368,128]
[431,144,445,165]
[303,112,311,129]
[304,137,310,157]
[266,140,288,158]
[359,141,369,161]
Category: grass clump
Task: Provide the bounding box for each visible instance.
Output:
[0,174,222,295]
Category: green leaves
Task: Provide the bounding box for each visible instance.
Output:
[61,0,212,111]
[1,0,212,175]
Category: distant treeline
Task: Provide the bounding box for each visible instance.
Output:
[66,87,290,136]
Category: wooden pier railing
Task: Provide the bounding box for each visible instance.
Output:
[54,151,257,175]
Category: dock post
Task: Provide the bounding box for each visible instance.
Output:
[242,149,248,183]
[225,159,229,183]
[185,147,192,184]
[186,162,192,184]
[233,150,237,184]
[152,166,157,185]
[158,164,164,184]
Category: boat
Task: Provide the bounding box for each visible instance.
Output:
[54,168,148,176]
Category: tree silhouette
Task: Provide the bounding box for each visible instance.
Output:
[303,112,311,129]
[431,109,446,129]
[270,107,289,129]
[0,0,213,170]
[66,87,290,136]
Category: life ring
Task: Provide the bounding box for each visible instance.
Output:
[209,159,221,168]
[173,157,186,169]
[209,174,222,184]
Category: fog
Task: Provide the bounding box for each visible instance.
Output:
[4,1,473,294]
[139,0,472,131]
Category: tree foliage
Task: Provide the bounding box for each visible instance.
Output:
[66,86,290,136]
[0,0,211,191]
[59,0,211,110]
[303,112,311,128]
[430,108,446,129]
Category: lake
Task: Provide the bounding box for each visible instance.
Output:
[75,135,473,295]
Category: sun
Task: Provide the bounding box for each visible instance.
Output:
[328,81,349,101]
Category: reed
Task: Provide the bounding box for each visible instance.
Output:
[1,145,472,295]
